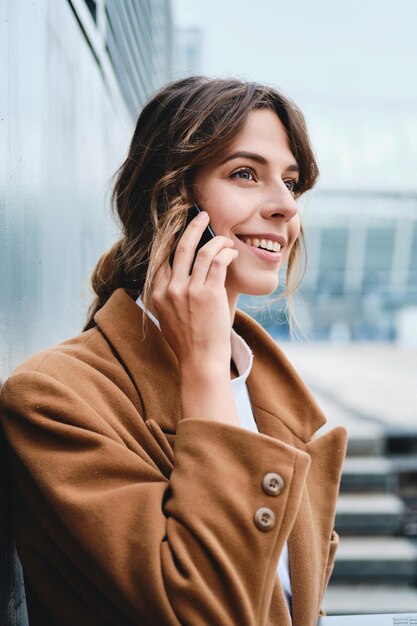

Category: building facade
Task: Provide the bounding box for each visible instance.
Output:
[301,189,417,341]
[0,0,173,381]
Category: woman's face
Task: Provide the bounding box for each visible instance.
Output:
[193,108,301,300]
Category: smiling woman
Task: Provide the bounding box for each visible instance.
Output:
[0,77,347,626]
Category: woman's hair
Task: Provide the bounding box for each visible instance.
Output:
[84,76,319,332]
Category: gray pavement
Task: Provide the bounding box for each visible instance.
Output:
[323,585,417,613]
[280,342,417,434]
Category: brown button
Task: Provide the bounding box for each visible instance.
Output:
[262,472,284,496]
[254,507,276,532]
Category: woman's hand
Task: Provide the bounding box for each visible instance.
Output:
[151,210,240,425]
[151,211,238,376]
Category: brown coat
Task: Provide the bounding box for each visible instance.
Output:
[0,289,347,626]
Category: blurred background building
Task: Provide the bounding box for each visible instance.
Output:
[301,189,417,343]
[85,0,173,115]
[173,26,202,77]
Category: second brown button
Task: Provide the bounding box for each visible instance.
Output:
[262,472,284,496]
[254,507,276,531]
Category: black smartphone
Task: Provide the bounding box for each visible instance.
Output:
[169,202,216,271]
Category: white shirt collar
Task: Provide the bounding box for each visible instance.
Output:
[135,295,253,390]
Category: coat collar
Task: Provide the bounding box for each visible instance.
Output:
[95,288,326,443]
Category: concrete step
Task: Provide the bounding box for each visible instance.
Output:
[336,494,405,535]
[387,431,417,456]
[404,506,417,537]
[323,584,417,614]
[340,457,397,494]
[331,537,417,584]
[393,455,417,500]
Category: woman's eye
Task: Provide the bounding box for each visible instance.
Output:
[284,179,298,192]
[231,167,256,181]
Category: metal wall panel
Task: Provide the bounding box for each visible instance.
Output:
[105,0,172,115]
[0,0,132,380]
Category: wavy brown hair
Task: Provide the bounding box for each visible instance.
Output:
[84,76,319,332]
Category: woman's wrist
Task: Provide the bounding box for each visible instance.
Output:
[179,366,239,426]
[179,356,230,381]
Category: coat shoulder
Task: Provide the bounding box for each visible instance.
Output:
[0,325,139,420]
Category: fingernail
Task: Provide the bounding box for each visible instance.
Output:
[197,210,208,220]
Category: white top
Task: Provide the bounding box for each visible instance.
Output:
[136,295,292,616]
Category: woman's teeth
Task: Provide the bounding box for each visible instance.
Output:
[242,237,282,253]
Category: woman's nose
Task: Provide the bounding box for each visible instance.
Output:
[260,186,299,222]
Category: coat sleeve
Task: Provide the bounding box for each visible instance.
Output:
[0,367,311,626]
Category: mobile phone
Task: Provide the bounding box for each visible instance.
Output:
[169,202,216,271]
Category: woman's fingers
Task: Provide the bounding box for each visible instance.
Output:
[170,211,211,281]
[153,213,235,308]
[204,248,239,288]
[189,235,235,285]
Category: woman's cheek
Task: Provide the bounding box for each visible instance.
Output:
[204,184,252,232]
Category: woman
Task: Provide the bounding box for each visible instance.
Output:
[0,77,347,626]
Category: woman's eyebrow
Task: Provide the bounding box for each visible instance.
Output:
[219,150,299,172]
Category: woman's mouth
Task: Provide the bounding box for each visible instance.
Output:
[237,236,282,253]
[235,235,283,263]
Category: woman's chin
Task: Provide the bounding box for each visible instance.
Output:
[227,274,280,297]
[243,285,279,296]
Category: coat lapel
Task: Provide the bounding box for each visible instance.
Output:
[94,288,181,431]
[233,310,347,624]
[288,427,347,625]
[233,310,327,443]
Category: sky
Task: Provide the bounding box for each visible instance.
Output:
[171,0,417,192]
